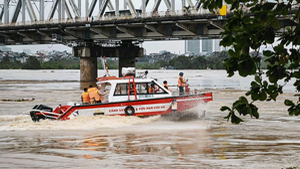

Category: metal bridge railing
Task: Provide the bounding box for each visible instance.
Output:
[0,9,212,27]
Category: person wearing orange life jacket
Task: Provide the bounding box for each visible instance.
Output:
[148,83,156,93]
[163,80,171,92]
[178,72,186,95]
[88,85,102,104]
[81,88,90,105]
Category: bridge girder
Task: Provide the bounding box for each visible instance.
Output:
[0,14,226,45]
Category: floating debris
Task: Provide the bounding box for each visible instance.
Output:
[1,98,35,102]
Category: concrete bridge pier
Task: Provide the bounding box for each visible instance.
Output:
[73,46,98,88]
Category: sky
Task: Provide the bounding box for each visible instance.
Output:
[143,41,185,54]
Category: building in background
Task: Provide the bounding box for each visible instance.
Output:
[185,39,224,56]
[201,39,213,54]
[185,40,200,56]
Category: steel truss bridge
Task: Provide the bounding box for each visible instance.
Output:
[0,0,226,46]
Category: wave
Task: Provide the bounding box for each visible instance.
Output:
[0,115,161,131]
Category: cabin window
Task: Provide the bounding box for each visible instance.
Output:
[114,83,128,95]
[136,83,148,94]
[114,83,148,96]
[113,82,168,96]
[147,82,168,94]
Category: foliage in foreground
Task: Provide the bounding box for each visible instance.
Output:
[201,0,300,123]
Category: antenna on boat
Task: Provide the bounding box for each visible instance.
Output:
[101,56,110,77]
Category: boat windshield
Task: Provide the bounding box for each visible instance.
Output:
[114,82,168,96]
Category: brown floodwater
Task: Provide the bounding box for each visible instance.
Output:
[0,69,299,168]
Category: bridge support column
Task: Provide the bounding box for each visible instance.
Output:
[73,46,98,88]
[80,57,97,82]
[118,41,141,77]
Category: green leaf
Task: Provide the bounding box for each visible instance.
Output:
[238,58,256,77]
[258,90,267,101]
[250,104,259,119]
[264,28,275,44]
[238,96,248,104]
[254,75,261,84]
[224,112,232,121]
[220,106,231,111]
[284,99,294,106]
[231,113,244,124]
[251,93,260,101]
[263,81,268,88]
[287,104,295,115]
[221,35,233,46]
[263,50,273,56]
[216,0,223,8]
[233,97,249,116]
[262,2,276,11]
[271,19,280,29]
[295,107,300,116]
[228,49,236,57]
[242,16,251,24]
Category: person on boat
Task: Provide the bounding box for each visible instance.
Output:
[163,80,171,92]
[96,84,107,103]
[148,83,156,93]
[88,85,96,104]
[178,72,186,95]
[154,79,160,92]
[88,85,102,104]
[81,88,90,105]
[115,84,122,95]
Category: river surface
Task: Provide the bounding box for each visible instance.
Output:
[0,69,299,169]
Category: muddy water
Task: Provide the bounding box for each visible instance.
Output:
[0,69,299,168]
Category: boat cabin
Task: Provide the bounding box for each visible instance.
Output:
[96,76,172,103]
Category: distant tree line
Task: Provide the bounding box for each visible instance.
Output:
[0,56,81,69]
[0,51,267,70]
[137,51,231,69]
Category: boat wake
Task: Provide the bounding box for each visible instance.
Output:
[0,115,161,131]
[161,103,207,121]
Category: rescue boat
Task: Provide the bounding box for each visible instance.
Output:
[29,67,212,122]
